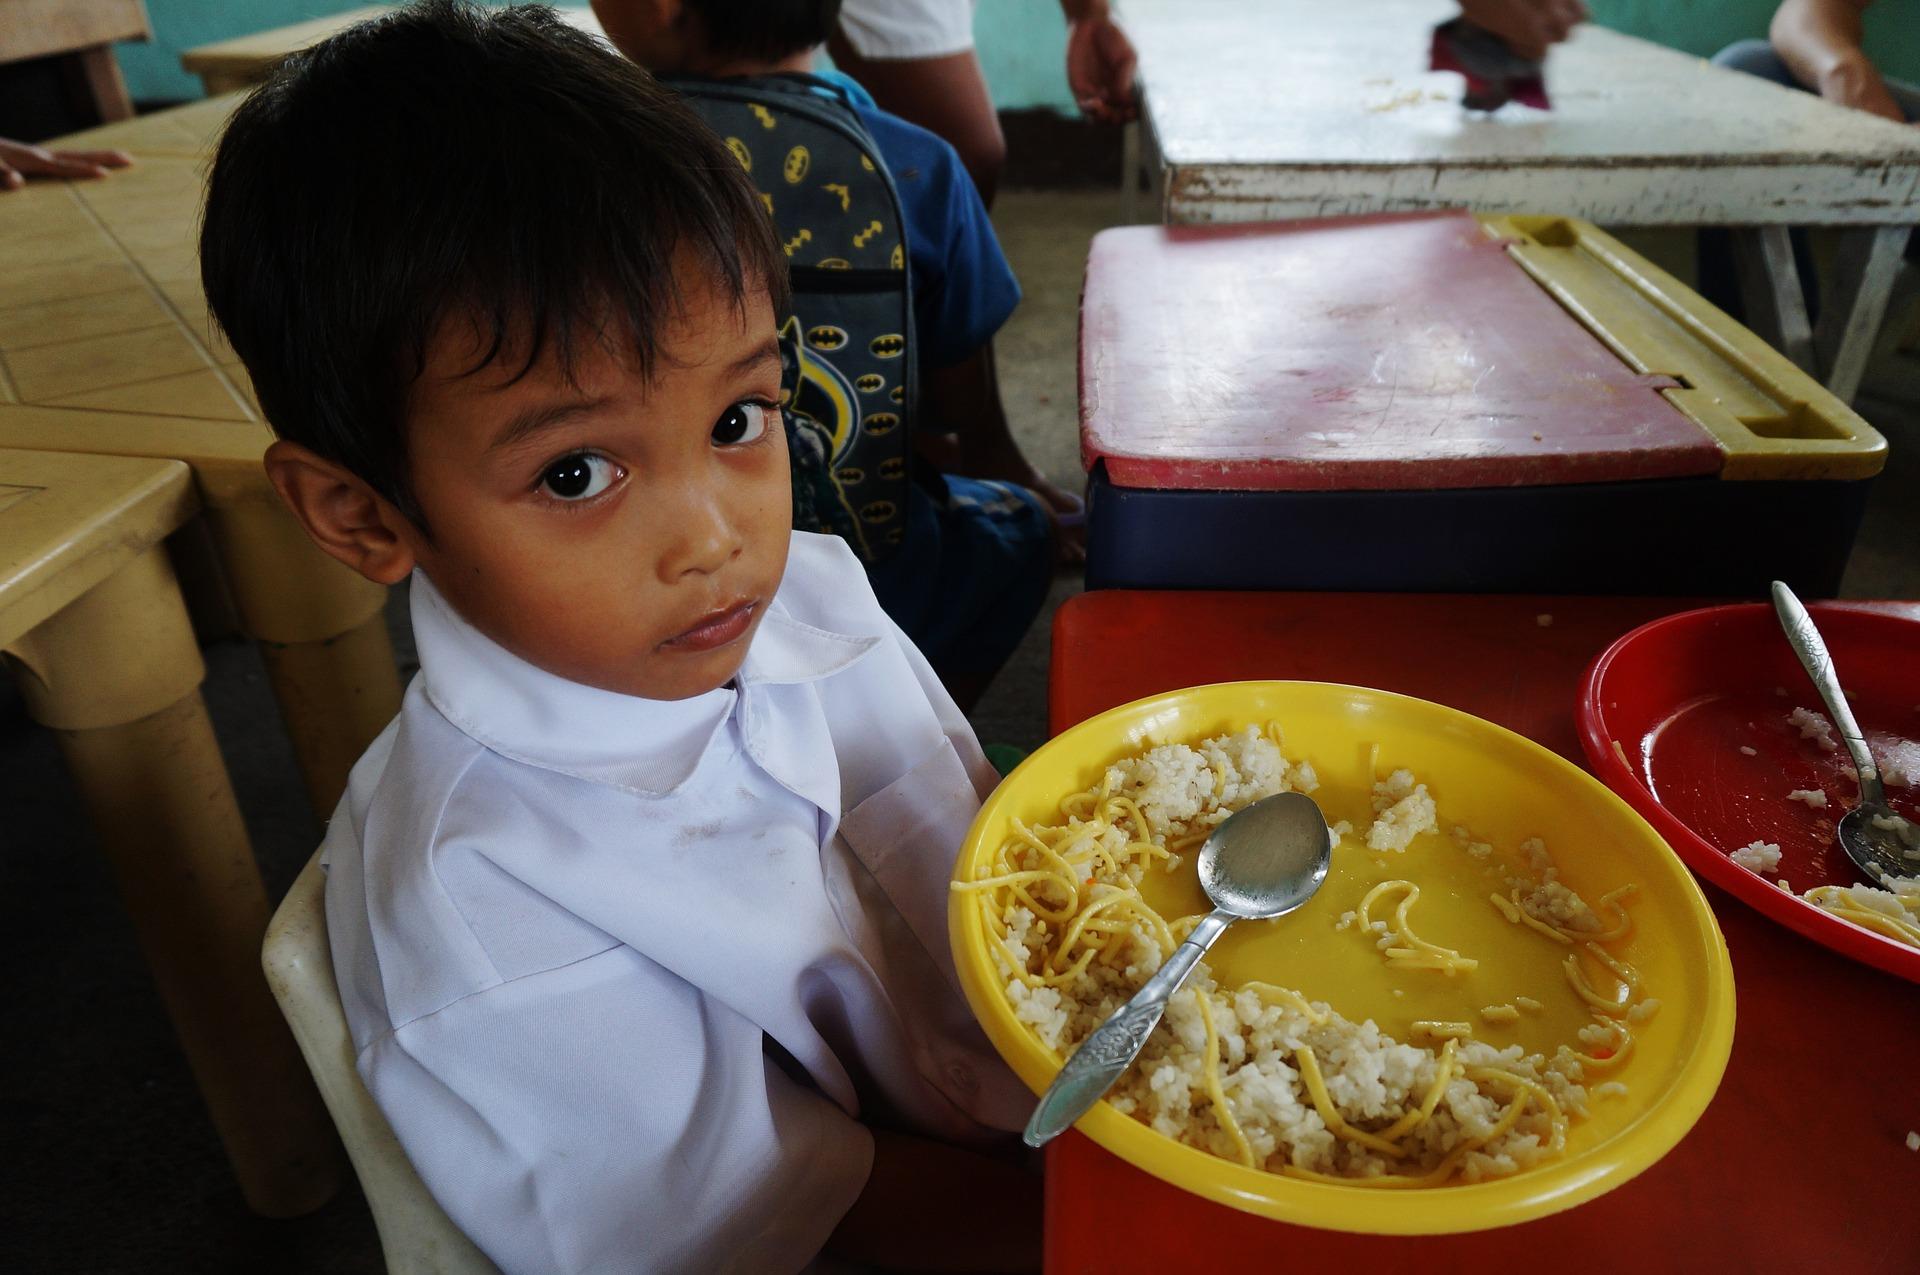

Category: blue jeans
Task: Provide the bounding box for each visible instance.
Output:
[1698,41,1919,322]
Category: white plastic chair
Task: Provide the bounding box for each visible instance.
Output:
[263,851,501,1275]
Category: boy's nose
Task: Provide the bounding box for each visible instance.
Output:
[656,483,741,582]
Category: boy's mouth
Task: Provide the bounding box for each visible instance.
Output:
[662,599,758,653]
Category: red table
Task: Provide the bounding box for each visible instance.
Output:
[1045,591,1920,1274]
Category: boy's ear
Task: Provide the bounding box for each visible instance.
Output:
[263,439,419,586]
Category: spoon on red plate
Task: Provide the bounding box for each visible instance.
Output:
[1772,581,1920,883]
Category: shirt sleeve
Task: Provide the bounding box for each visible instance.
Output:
[862,108,1021,369]
[361,946,874,1275]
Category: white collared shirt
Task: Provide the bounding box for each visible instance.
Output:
[323,532,1031,1275]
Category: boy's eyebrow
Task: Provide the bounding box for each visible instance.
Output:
[488,397,613,454]
[727,337,782,377]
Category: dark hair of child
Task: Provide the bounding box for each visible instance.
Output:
[683,0,843,63]
[200,0,787,529]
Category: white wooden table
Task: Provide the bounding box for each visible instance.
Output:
[1123,0,1920,402]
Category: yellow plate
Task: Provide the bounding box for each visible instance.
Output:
[950,681,1735,1235]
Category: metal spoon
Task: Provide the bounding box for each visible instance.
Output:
[1022,790,1333,1148]
[1772,581,1919,882]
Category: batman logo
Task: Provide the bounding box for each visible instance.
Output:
[780,315,858,465]
[806,325,848,352]
[816,257,850,270]
[878,457,907,481]
[889,385,904,404]
[783,145,810,184]
[837,467,865,486]
[890,244,904,270]
[862,412,900,435]
[749,103,777,130]
[725,137,751,171]
[860,500,897,523]
[855,373,884,393]
[869,334,905,359]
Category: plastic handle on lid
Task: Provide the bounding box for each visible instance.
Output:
[1022,908,1234,1147]
[1771,581,1884,806]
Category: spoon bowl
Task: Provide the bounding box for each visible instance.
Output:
[1200,790,1335,919]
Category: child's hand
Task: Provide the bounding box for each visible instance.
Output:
[1456,0,1586,62]
[1031,475,1088,568]
[0,138,132,191]
[1065,10,1138,124]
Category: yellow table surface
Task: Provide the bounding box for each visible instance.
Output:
[179,5,604,86]
[0,446,195,645]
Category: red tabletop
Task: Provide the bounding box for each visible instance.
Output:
[1079,214,1718,492]
[1045,591,1920,1274]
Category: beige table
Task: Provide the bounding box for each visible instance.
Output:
[0,95,403,819]
[181,3,605,95]
[0,446,339,1218]
[0,0,150,122]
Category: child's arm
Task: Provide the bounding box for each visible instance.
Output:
[1771,0,1906,122]
[920,343,1087,562]
[825,1128,1042,1273]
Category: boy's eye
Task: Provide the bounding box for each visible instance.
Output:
[538,453,620,501]
[712,401,774,447]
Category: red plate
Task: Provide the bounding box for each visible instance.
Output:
[1579,603,1920,982]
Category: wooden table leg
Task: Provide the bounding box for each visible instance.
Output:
[205,495,403,819]
[70,45,134,122]
[1732,226,1816,373]
[6,544,342,1218]
[1815,224,1912,404]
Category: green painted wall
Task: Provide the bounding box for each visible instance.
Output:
[114,1,1919,108]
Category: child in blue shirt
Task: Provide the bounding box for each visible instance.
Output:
[593,0,1077,709]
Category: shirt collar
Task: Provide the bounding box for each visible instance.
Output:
[410,568,879,797]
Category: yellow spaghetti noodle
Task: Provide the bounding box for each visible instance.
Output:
[1802,885,1920,949]
[1357,880,1480,974]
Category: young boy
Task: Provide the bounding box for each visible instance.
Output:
[199,4,1038,1270]
[592,0,1081,709]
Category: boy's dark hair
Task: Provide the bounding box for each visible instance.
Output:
[685,0,841,63]
[201,0,786,527]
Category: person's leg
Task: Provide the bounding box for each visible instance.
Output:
[1886,74,1920,124]
[826,33,1006,206]
[1700,40,1822,321]
[1709,38,1803,89]
[869,475,1051,710]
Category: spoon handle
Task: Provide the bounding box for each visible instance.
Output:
[1023,908,1235,1148]
[1771,581,1885,806]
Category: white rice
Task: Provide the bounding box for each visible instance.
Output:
[1789,708,1838,751]
[1786,789,1828,808]
[1729,841,1782,874]
[1368,769,1438,853]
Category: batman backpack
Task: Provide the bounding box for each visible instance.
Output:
[672,73,916,567]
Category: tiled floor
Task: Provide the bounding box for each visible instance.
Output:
[2,184,1916,1272]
